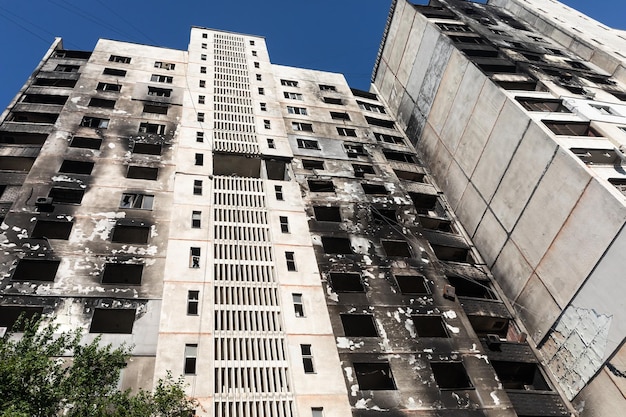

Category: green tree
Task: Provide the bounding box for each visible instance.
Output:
[0,317,197,417]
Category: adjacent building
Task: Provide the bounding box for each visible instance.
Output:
[2,0,624,416]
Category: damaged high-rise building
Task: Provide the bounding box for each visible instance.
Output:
[0,0,623,416]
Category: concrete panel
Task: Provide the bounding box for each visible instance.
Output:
[380,0,408,72]
[455,182,487,237]
[573,366,626,417]
[491,239,534,302]
[439,63,485,154]
[416,34,454,118]
[510,147,591,269]
[405,25,444,105]
[535,179,626,308]
[472,207,508,268]
[471,100,531,203]
[489,123,559,233]
[396,15,428,88]
[426,49,469,137]
[454,80,507,178]
[515,273,562,342]
[437,158,469,212]
[388,2,419,85]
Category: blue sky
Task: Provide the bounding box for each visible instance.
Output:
[0,0,624,110]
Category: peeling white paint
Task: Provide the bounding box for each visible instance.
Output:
[446,324,460,334]
[443,310,457,319]
[490,391,500,405]
[405,318,416,337]
[336,337,364,350]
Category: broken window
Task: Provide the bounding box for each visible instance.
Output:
[187,290,200,315]
[154,61,175,70]
[101,263,143,285]
[59,160,94,175]
[109,55,131,64]
[53,50,91,59]
[103,68,126,77]
[491,361,550,391]
[49,187,84,204]
[184,344,198,374]
[409,192,438,214]
[0,306,44,331]
[374,132,404,144]
[382,240,412,257]
[279,216,289,233]
[321,236,352,254]
[285,252,297,271]
[274,185,284,200]
[302,159,324,170]
[111,224,150,244]
[329,272,364,292]
[189,247,201,268]
[292,122,313,132]
[308,180,334,192]
[97,82,121,92]
[200,66,207,73]
[337,127,357,137]
[319,84,336,92]
[330,111,350,121]
[353,164,375,177]
[292,293,305,317]
[447,275,496,299]
[353,362,396,390]
[313,206,341,222]
[80,116,109,129]
[396,274,429,294]
[516,97,570,112]
[150,74,173,83]
[431,362,472,389]
[362,183,387,195]
[590,104,620,116]
[281,79,298,87]
[127,166,158,180]
[193,180,203,195]
[133,142,162,155]
[543,121,599,136]
[55,64,79,73]
[256,74,262,81]
[344,143,365,157]
[411,315,449,337]
[195,153,204,166]
[323,97,343,105]
[394,169,425,182]
[143,103,168,115]
[191,211,201,228]
[32,220,73,240]
[284,92,303,100]
[301,344,315,373]
[357,101,386,113]
[383,150,415,163]
[89,308,135,334]
[70,136,102,149]
[287,106,307,115]
[11,259,60,282]
[341,314,378,337]
[120,193,153,210]
[297,138,319,149]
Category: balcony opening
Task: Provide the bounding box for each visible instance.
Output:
[383,150,415,163]
[353,164,375,177]
[543,121,599,136]
[495,80,538,91]
[308,180,335,192]
[133,142,162,155]
[0,306,44,331]
[431,244,472,263]
[70,136,102,149]
[447,275,496,299]
[340,314,378,337]
[420,216,452,232]
[127,166,159,180]
[101,263,143,285]
[516,97,570,112]
[395,274,429,294]
[394,169,425,182]
[89,308,135,334]
[53,50,91,59]
[23,94,68,105]
[321,236,352,254]
[382,239,411,257]
[32,220,73,240]
[409,192,438,214]
[143,103,168,115]
[354,362,396,390]
[34,78,77,88]
[430,362,473,389]
[0,156,36,171]
[0,132,47,145]
[49,187,84,204]
[330,272,364,292]
[111,224,150,244]
[491,361,551,391]
[362,183,387,195]
[372,208,396,224]
[88,98,116,109]
[302,159,324,170]
[213,153,261,178]
[411,315,449,337]
[571,148,620,165]
[313,206,341,222]
[11,259,60,282]
[10,112,58,124]
[365,116,395,129]
[469,316,510,338]
[265,159,288,181]
[59,160,94,175]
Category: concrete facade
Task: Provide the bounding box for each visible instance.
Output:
[373,0,626,415]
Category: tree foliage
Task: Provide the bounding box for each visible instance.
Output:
[0,317,197,417]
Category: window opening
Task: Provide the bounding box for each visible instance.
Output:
[190,247,201,268]
[303,159,324,170]
[11,259,60,282]
[191,211,201,228]
[292,293,305,317]
[187,290,200,315]
[89,309,135,334]
[301,344,315,373]
[184,344,198,374]
[59,160,94,175]
[329,272,364,292]
[354,362,396,390]
[430,362,473,389]
[127,166,158,180]
[382,239,412,257]
[321,237,352,254]
[308,180,334,192]
[285,252,296,271]
[341,314,378,337]
[313,206,341,222]
[102,263,143,285]
[279,216,289,233]
[32,220,73,240]
[395,274,429,294]
[111,224,150,244]
[411,315,449,337]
